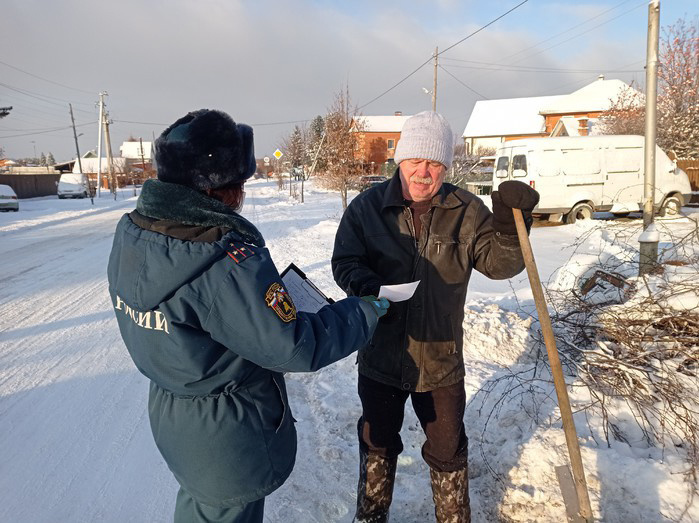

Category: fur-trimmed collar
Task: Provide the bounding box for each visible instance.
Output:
[136,179,264,246]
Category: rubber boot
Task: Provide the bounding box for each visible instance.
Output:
[353,445,397,523]
[430,467,471,523]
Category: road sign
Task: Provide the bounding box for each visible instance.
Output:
[273,149,283,160]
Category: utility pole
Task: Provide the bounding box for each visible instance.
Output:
[639,0,660,276]
[432,46,438,112]
[138,137,146,196]
[69,104,93,205]
[96,91,108,197]
[103,111,117,200]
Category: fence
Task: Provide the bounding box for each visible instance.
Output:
[677,158,699,204]
[0,174,60,198]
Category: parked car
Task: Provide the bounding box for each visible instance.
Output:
[0,184,19,211]
[359,175,388,192]
[57,173,91,199]
[493,135,692,223]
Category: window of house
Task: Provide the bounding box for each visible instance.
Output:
[387,139,395,150]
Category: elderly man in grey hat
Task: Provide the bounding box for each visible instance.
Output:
[332,111,540,522]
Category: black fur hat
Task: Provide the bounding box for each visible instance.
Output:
[155,109,256,191]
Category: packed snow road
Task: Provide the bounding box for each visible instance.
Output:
[1,179,697,522]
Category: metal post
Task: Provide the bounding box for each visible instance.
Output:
[432,46,438,112]
[640,0,660,276]
[103,111,117,200]
[69,104,92,205]
[96,91,107,198]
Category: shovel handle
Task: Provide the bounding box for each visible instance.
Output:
[512,208,594,522]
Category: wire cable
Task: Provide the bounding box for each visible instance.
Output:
[0,59,96,95]
[0,121,93,139]
[437,65,489,99]
[438,0,528,56]
[358,0,529,110]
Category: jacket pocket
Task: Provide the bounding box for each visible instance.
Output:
[270,373,292,433]
[250,373,290,433]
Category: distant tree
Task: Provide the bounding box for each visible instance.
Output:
[47,152,55,166]
[284,125,307,174]
[597,82,646,135]
[0,146,4,158]
[319,87,363,210]
[40,153,47,167]
[306,115,326,175]
[656,18,699,157]
[599,17,699,158]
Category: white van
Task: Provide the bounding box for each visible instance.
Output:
[57,172,91,199]
[492,135,692,223]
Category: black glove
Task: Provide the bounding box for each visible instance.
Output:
[491,180,540,235]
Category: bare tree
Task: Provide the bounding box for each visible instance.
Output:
[597,82,646,136]
[319,87,363,210]
[656,18,699,158]
[599,17,699,158]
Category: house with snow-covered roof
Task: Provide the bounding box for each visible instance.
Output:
[462,76,638,155]
[351,112,412,172]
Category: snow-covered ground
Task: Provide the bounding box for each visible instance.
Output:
[0,178,697,522]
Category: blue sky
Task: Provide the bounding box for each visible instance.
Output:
[1,0,697,161]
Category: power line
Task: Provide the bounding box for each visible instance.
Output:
[438,0,529,56]
[0,82,96,115]
[437,65,488,99]
[358,0,529,110]
[441,61,644,74]
[502,2,647,65]
[0,121,93,139]
[0,59,96,95]
[492,0,642,64]
[250,119,311,127]
[358,55,435,110]
[112,118,313,128]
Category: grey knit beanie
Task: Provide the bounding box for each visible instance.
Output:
[394,111,453,169]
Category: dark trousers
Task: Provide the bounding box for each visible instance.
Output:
[174,487,265,523]
[357,373,468,472]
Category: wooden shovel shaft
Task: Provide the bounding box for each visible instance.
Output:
[512,208,594,522]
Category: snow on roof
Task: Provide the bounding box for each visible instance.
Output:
[462,77,636,139]
[551,116,581,137]
[72,157,127,174]
[352,115,413,133]
[462,94,564,138]
[120,141,153,160]
[539,78,634,114]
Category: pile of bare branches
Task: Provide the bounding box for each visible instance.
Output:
[545,216,699,484]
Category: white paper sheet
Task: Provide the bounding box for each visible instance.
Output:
[281,264,332,313]
[378,280,420,302]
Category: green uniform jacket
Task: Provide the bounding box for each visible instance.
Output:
[107,180,378,507]
[332,171,526,392]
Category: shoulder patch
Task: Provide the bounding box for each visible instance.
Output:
[226,242,257,264]
[265,282,297,323]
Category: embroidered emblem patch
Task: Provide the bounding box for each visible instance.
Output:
[265,282,297,322]
[227,243,255,264]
